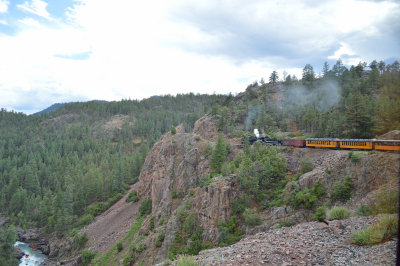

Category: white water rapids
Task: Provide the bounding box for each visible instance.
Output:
[14,241,47,266]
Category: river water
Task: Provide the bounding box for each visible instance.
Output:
[14,241,47,266]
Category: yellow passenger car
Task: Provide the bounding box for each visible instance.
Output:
[339,139,374,150]
[306,138,340,148]
[374,140,400,152]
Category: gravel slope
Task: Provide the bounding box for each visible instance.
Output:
[79,183,140,254]
[193,215,397,265]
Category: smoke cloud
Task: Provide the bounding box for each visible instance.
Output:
[285,79,341,111]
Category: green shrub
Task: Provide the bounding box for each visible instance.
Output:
[371,190,398,215]
[74,232,88,250]
[300,158,314,174]
[123,253,135,266]
[88,202,107,216]
[194,136,201,141]
[198,175,211,187]
[137,243,147,253]
[117,242,123,252]
[332,177,352,202]
[155,233,165,247]
[292,172,302,181]
[348,151,361,163]
[355,205,372,216]
[351,215,398,245]
[218,216,242,247]
[288,182,326,209]
[313,206,327,221]
[182,213,197,237]
[242,208,263,226]
[126,190,140,203]
[158,219,166,226]
[176,255,199,266]
[139,199,152,216]
[172,189,184,199]
[108,193,123,207]
[231,195,250,214]
[325,167,331,174]
[189,189,195,197]
[80,250,96,265]
[75,214,94,229]
[275,221,294,228]
[149,216,155,231]
[329,207,350,220]
[171,126,177,135]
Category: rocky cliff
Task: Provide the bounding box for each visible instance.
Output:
[134,118,242,264]
[79,115,398,265]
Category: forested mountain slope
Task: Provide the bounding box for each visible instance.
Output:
[0,94,223,254]
[1,59,399,265]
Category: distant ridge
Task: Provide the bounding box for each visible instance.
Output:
[33,103,70,116]
[33,100,107,116]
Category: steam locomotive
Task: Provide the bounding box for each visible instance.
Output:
[246,129,400,152]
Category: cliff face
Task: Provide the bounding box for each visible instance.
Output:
[136,118,240,264]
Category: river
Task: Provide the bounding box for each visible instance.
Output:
[14,241,47,266]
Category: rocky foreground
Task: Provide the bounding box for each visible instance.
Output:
[189,215,397,266]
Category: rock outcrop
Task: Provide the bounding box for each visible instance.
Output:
[136,118,240,264]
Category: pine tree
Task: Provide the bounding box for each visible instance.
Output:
[210,134,227,174]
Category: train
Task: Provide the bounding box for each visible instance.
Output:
[246,130,400,152]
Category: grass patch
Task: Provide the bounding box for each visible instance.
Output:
[355,205,372,216]
[351,215,398,245]
[176,255,199,266]
[371,190,398,215]
[275,221,294,228]
[329,207,350,220]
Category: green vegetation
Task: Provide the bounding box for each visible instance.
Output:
[176,255,199,266]
[242,208,263,226]
[171,126,177,135]
[198,174,212,187]
[116,242,123,252]
[329,207,350,220]
[300,158,314,174]
[288,182,326,209]
[126,190,140,203]
[0,93,220,236]
[172,189,184,199]
[74,232,88,250]
[351,215,398,245]
[348,151,361,163]
[218,216,243,247]
[155,232,165,247]
[332,177,353,202]
[355,205,372,216]
[313,206,327,221]
[371,190,398,214]
[81,250,96,265]
[210,134,229,174]
[275,221,294,228]
[149,216,155,231]
[0,225,18,266]
[139,199,152,216]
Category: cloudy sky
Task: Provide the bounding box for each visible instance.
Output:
[0,0,399,114]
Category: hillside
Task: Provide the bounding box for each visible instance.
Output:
[1,60,399,266]
[82,115,398,265]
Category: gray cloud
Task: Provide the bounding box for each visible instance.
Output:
[168,0,399,68]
